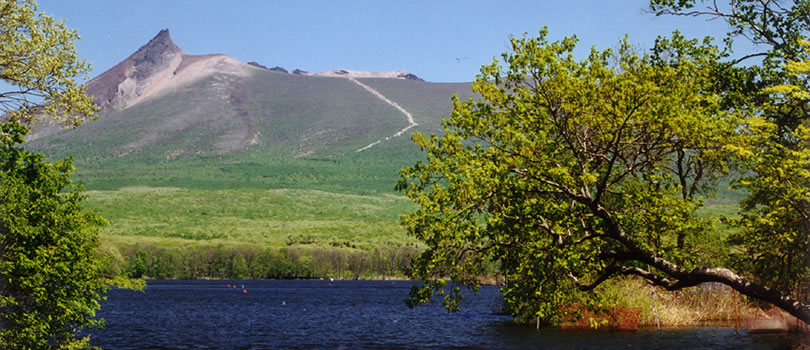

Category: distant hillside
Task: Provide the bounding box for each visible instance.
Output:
[27,29,472,193]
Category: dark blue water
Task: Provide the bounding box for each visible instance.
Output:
[91,280,808,349]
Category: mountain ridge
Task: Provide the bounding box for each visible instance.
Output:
[85,29,257,112]
[85,29,425,113]
[28,29,471,193]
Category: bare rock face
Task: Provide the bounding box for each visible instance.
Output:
[247,62,288,73]
[247,61,269,69]
[27,28,461,161]
[397,72,423,81]
[85,29,185,111]
[85,29,257,113]
[129,29,182,80]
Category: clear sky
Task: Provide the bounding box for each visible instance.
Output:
[36,0,737,83]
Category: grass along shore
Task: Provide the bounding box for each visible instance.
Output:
[600,277,763,328]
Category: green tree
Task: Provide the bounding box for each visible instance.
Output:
[727,42,810,303]
[652,0,810,319]
[0,121,106,349]
[127,250,148,279]
[650,0,809,63]
[230,254,249,280]
[209,246,227,279]
[0,0,96,128]
[398,28,810,325]
[0,1,104,348]
[150,252,177,280]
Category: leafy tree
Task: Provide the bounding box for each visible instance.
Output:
[649,1,809,129]
[727,42,810,303]
[0,121,106,349]
[209,246,227,279]
[127,250,148,279]
[0,0,96,128]
[397,28,810,325]
[0,0,105,348]
[650,0,809,63]
[150,252,178,280]
[652,0,810,318]
[230,254,249,280]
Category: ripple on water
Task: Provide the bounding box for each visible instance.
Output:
[91,280,809,349]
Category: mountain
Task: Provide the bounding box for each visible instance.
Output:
[27,30,472,192]
[83,29,425,114]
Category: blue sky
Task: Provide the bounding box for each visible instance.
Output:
[37,0,737,83]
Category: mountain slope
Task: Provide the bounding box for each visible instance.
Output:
[85,29,260,113]
[27,30,471,193]
[36,68,411,159]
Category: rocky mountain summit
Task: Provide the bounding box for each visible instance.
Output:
[84,29,182,110]
[85,29,255,112]
[85,29,424,112]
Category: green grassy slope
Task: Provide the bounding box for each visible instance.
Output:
[86,186,416,248]
[60,145,420,193]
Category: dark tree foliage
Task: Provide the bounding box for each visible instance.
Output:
[0,121,106,349]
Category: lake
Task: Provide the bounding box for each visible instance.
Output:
[91,280,808,349]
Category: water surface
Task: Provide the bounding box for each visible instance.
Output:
[91,280,808,349]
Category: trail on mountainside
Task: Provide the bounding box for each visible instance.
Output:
[348,77,418,152]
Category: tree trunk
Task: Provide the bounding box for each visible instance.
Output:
[587,200,810,326]
[620,264,810,325]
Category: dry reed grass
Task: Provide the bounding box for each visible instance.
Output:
[603,277,762,327]
[560,305,641,329]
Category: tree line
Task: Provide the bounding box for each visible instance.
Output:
[102,244,421,281]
